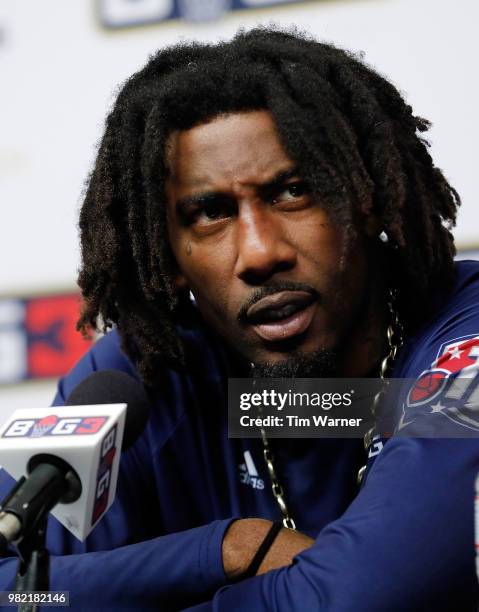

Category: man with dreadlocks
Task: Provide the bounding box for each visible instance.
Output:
[1,27,478,610]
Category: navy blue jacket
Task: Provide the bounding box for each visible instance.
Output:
[1,261,479,611]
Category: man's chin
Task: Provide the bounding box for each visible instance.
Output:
[250,348,339,378]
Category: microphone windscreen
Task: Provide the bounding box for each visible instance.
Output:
[65,370,149,450]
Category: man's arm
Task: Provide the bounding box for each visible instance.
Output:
[222,519,314,580]
[187,437,479,612]
[0,514,234,611]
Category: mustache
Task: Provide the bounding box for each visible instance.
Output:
[237,281,319,323]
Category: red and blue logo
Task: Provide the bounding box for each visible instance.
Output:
[404,335,479,431]
[92,425,117,525]
[2,415,108,438]
[0,293,93,385]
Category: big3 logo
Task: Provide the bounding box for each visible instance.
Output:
[92,425,117,525]
[403,335,479,431]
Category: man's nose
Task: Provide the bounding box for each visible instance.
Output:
[234,205,297,284]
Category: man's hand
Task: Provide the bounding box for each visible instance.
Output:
[222,519,314,580]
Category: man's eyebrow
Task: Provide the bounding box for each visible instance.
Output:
[261,167,301,191]
[174,167,301,213]
[175,192,227,214]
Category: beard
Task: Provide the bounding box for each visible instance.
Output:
[250,346,339,378]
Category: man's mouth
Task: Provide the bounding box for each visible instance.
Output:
[245,291,317,342]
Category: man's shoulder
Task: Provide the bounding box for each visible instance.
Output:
[431,259,479,320]
[450,259,479,301]
[395,260,479,377]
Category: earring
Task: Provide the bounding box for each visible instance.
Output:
[378,230,389,244]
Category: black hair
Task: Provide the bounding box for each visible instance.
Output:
[77,26,460,384]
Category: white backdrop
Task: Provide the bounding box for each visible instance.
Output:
[1,0,478,414]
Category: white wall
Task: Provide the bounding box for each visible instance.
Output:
[0,380,58,424]
[0,0,478,414]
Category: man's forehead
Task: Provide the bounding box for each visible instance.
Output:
[164,110,297,187]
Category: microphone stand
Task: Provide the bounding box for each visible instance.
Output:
[0,460,81,612]
[14,514,49,612]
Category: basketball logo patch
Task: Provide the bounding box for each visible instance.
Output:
[404,335,479,432]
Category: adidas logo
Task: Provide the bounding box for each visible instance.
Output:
[238,451,264,490]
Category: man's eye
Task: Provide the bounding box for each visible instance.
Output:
[202,204,225,220]
[193,200,233,225]
[273,182,308,203]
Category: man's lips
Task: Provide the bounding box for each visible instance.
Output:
[245,291,316,342]
[246,290,315,321]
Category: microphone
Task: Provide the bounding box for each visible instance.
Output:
[0,370,149,547]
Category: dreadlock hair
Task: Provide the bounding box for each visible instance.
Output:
[77,26,460,385]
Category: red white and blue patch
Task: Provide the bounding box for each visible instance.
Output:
[403,334,479,431]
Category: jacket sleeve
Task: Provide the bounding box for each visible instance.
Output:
[0,510,233,611]
[185,437,479,612]
[0,333,234,611]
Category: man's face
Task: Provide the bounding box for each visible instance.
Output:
[166,111,379,375]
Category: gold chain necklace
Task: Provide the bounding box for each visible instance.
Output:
[257,289,403,529]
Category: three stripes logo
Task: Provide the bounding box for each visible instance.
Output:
[238,451,264,490]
